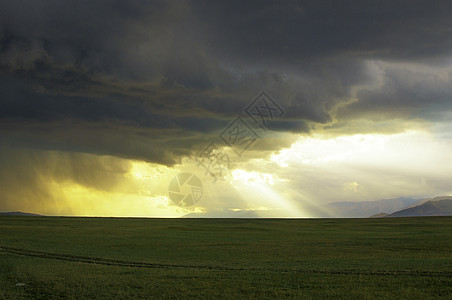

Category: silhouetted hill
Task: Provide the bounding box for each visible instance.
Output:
[369,212,389,218]
[0,211,42,216]
[327,197,420,218]
[387,197,452,217]
[182,209,288,218]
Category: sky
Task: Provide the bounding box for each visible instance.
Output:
[1,0,452,217]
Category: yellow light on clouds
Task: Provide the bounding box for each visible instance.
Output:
[271,130,452,173]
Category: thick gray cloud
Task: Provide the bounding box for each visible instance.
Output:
[0,145,131,213]
[192,0,452,63]
[339,62,452,122]
[1,0,452,167]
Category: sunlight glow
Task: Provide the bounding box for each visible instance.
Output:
[42,180,182,217]
[14,129,452,218]
[270,130,452,173]
[229,169,306,217]
[128,161,166,180]
[271,133,391,166]
[231,169,277,186]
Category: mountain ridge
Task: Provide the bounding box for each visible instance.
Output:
[386,197,452,217]
[0,211,43,217]
[327,197,421,218]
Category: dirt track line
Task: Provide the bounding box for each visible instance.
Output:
[1,246,450,277]
[0,246,233,270]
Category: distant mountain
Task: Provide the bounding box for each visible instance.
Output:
[369,212,389,218]
[182,209,291,218]
[182,210,261,218]
[327,197,420,218]
[387,197,452,217]
[0,211,42,216]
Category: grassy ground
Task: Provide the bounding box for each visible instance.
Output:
[0,216,451,299]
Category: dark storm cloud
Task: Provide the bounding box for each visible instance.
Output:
[192,0,452,63]
[338,62,452,122]
[0,145,135,214]
[2,0,452,166]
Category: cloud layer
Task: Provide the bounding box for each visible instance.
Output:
[2,1,452,215]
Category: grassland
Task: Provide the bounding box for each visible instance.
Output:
[0,216,451,299]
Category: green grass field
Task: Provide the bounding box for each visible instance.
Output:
[0,216,451,299]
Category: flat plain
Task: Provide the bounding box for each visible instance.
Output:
[0,216,451,299]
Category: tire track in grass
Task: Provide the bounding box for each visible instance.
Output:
[0,246,230,270]
[1,245,451,277]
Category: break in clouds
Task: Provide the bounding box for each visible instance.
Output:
[2,0,452,216]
